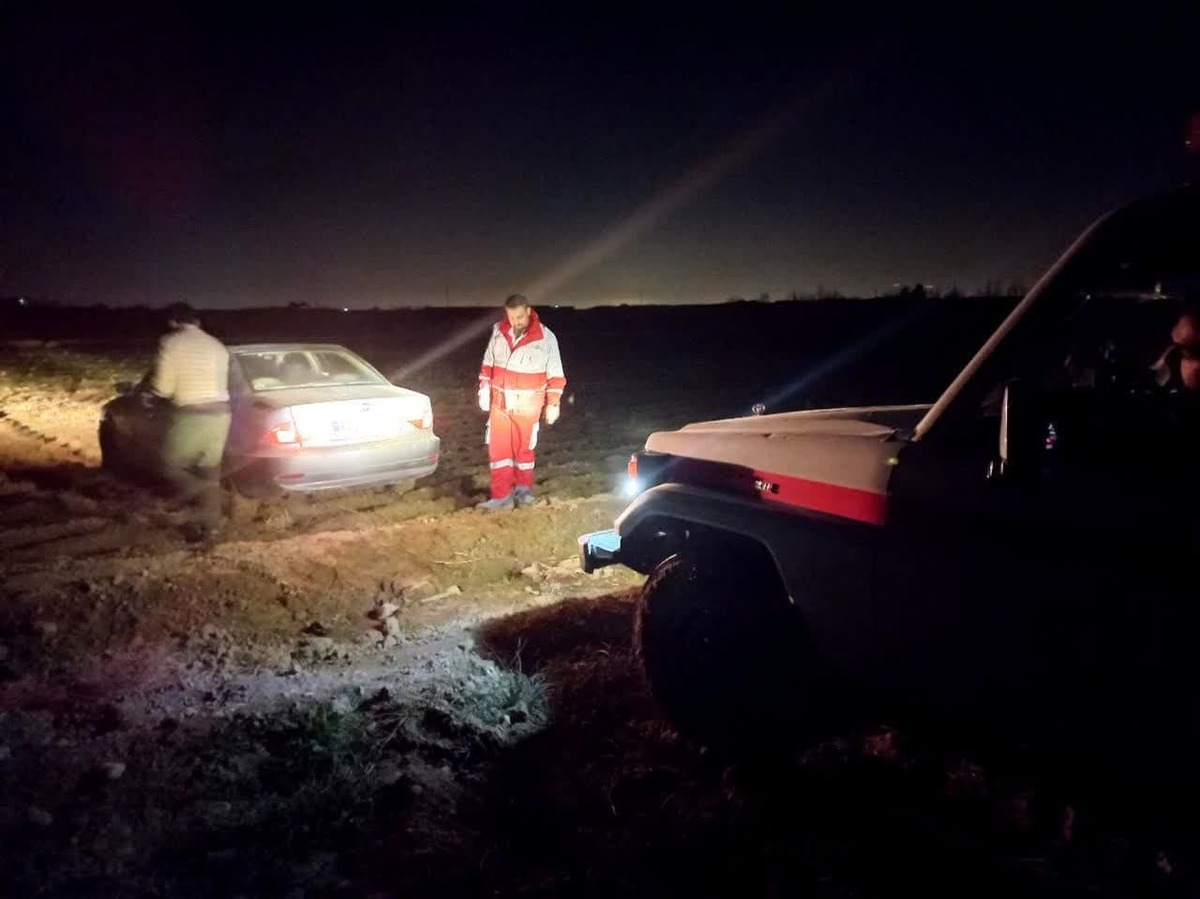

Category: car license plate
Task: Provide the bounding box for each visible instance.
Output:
[321,406,400,444]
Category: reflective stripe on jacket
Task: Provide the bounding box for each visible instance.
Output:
[478,309,566,411]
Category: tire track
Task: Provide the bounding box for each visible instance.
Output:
[0,407,90,463]
[0,409,186,562]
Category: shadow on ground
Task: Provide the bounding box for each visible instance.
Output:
[1,589,1190,897]
[358,592,1187,897]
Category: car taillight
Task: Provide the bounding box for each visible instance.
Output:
[269,422,298,445]
[628,454,638,480]
[408,406,433,430]
[267,413,300,446]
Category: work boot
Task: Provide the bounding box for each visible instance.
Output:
[513,486,536,507]
[476,494,515,512]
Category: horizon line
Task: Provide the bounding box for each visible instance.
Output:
[3,288,1027,312]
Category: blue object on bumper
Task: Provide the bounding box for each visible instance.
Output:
[579,528,622,574]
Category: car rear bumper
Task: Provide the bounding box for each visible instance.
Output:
[229,433,441,492]
[579,528,622,573]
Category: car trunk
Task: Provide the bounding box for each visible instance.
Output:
[248,385,430,448]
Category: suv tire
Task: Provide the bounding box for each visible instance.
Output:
[635,542,828,754]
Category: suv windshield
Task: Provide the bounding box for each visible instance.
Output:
[962,188,1200,421]
[234,349,386,391]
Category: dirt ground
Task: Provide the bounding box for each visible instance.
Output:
[0,331,1191,896]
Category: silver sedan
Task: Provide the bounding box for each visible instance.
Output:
[99,343,440,495]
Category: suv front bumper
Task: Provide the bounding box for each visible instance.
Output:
[578,529,622,574]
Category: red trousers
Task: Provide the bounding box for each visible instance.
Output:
[487,408,541,498]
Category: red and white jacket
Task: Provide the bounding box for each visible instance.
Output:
[479,310,566,412]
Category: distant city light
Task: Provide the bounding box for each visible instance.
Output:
[18,297,27,306]
[342,307,349,313]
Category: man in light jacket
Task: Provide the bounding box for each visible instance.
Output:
[151,302,231,542]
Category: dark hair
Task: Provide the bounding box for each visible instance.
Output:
[504,293,529,309]
[165,302,198,324]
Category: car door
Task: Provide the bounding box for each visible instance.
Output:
[118,374,169,473]
[224,355,258,464]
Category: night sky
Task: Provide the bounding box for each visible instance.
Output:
[2,9,1197,308]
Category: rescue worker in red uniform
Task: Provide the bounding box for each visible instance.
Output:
[476,294,566,510]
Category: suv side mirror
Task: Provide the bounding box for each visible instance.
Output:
[993,379,1054,481]
[994,378,1190,483]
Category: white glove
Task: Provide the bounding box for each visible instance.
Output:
[478,386,490,412]
[544,403,560,425]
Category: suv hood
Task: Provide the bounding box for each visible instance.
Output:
[670,403,931,438]
[643,403,927,507]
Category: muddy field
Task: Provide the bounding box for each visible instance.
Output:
[1,299,1191,896]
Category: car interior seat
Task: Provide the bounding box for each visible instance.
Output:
[280,352,313,385]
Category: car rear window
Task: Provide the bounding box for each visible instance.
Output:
[234,349,385,391]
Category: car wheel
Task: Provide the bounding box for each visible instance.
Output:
[98,420,126,474]
[635,543,830,755]
[228,474,280,500]
[377,479,416,496]
[221,482,260,524]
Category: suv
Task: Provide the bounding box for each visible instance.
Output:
[580,183,1200,787]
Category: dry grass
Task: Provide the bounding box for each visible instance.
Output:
[0,645,550,897]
